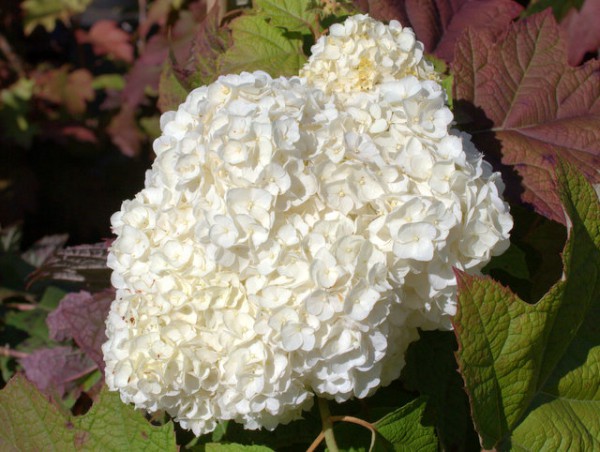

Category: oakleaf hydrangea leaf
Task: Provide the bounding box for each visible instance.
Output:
[22,0,92,34]
[561,0,600,65]
[453,163,600,450]
[524,0,584,20]
[403,0,522,62]
[76,20,134,63]
[355,0,522,62]
[46,290,113,369]
[158,58,190,113]
[453,10,600,223]
[375,397,437,451]
[255,0,318,34]
[0,374,177,451]
[158,4,229,112]
[220,15,306,77]
[20,346,95,398]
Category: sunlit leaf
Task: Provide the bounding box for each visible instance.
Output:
[220,15,306,77]
[255,0,319,34]
[453,163,600,449]
[453,10,600,223]
[0,375,177,450]
[355,0,522,62]
[375,397,437,451]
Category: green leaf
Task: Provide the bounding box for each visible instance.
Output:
[220,15,307,77]
[158,57,190,113]
[374,397,437,451]
[0,374,177,451]
[524,0,584,20]
[204,444,274,451]
[92,74,125,91]
[453,163,600,450]
[0,78,36,148]
[402,331,479,451]
[5,287,65,343]
[483,242,530,281]
[255,0,318,34]
[22,0,93,34]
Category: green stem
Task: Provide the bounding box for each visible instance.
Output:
[317,397,339,452]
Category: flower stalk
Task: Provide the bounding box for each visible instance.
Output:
[318,397,339,452]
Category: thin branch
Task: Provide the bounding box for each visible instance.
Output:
[0,346,28,359]
[5,302,36,311]
[306,431,325,452]
[64,365,98,383]
[331,415,378,452]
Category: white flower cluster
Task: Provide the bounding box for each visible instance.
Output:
[103,14,512,437]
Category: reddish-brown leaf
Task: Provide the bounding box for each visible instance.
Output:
[354,0,410,24]
[76,20,133,63]
[20,347,95,398]
[34,67,94,115]
[453,10,600,223]
[122,11,202,110]
[107,105,143,157]
[561,0,600,65]
[405,0,523,61]
[47,290,114,370]
[158,4,229,112]
[354,0,522,62]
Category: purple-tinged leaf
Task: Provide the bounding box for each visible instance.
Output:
[20,347,96,398]
[354,0,410,25]
[28,242,111,291]
[107,105,144,157]
[76,20,134,63]
[158,4,229,112]
[561,0,600,65]
[354,0,522,62]
[47,290,114,370]
[405,0,522,61]
[21,234,68,268]
[453,10,600,223]
[121,11,202,110]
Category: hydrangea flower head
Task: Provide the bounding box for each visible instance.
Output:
[103,15,512,437]
[300,14,436,95]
